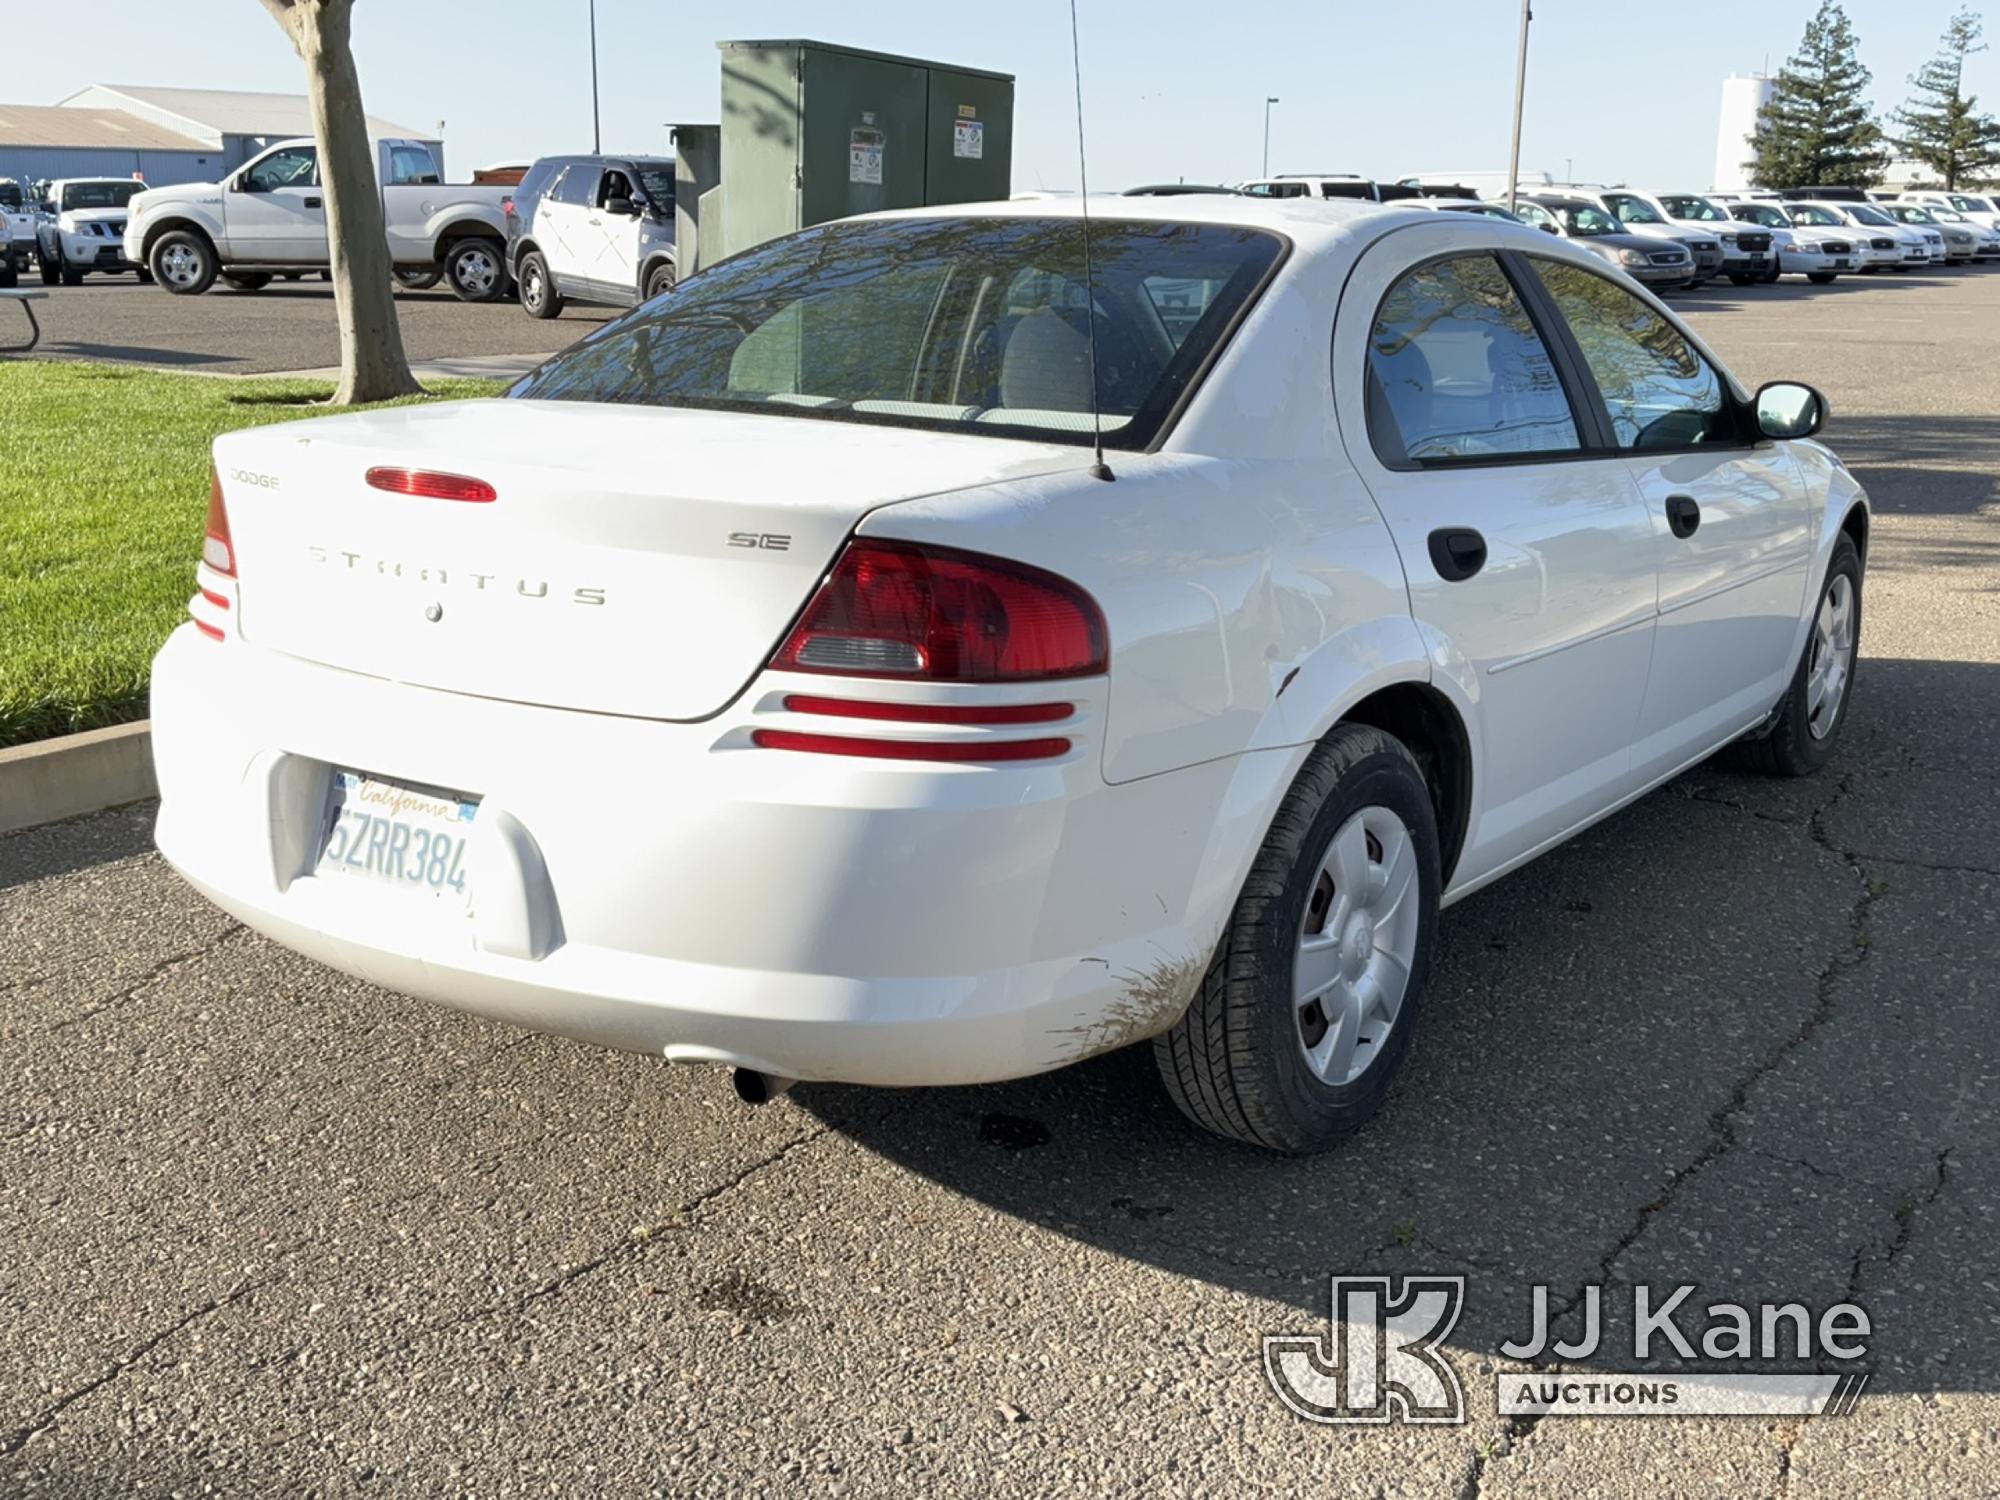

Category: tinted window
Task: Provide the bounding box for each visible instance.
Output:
[1532,259,1732,450]
[511,217,1284,449]
[516,159,564,204]
[1245,181,1308,199]
[549,165,593,207]
[387,146,437,185]
[58,181,143,210]
[1366,254,1580,464]
[598,169,634,206]
[1605,194,1665,225]
[244,147,316,192]
[635,166,677,208]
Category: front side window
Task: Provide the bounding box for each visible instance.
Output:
[1791,205,1840,226]
[1516,203,1556,230]
[598,169,635,207]
[244,148,316,192]
[1366,254,1580,464]
[1848,204,1895,227]
[1950,195,1993,212]
[511,217,1284,449]
[1733,203,1787,229]
[1532,259,1732,450]
[1557,205,1623,236]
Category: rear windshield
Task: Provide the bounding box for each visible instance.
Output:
[59,181,143,211]
[510,216,1285,449]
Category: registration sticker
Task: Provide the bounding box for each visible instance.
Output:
[315,769,478,902]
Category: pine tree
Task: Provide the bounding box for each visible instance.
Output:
[1750,1,1889,188]
[1893,9,2000,189]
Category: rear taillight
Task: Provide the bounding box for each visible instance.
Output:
[501,195,516,219]
[771,541,1107,682]
[365,467,498,503]
[203,467,235,577]
[751,730,1071,762]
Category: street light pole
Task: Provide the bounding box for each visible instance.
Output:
[1263,97,1279,177]
[589,0,603,153]
[1505,1,1531,212]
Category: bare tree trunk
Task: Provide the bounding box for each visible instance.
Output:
[260,0,421,405]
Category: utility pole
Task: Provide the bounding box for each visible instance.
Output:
[589,0,602,153]
[1506,1,1532,211]
[1263,97,1279,177]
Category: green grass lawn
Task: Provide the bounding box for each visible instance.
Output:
[0,362,503,748]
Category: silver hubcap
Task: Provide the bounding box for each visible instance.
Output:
[1806,573,1856,740]
[523,266,544,309]
[1295,806,1421,1087]
[453,246,498,294]
[160,243,201,287]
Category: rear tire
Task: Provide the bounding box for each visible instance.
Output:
[1734,535,1862,777]
[517,250,562,319]
[150,231,217,295]
[1153,724,1440,1154]
[221,272,272,291]
[393,267,442,290]
[443,238,507,302]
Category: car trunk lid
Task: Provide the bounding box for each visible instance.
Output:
[213,398,1087,721]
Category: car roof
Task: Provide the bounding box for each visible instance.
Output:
[858,192,1438,249]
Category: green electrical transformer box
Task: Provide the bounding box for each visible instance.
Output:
[717,38,1014,260]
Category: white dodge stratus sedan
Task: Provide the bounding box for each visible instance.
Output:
[152,198,1868,1153]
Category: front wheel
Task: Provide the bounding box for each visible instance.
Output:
[38,249,59,287]
[443,239,507,302]
[150,231,217,295]
[1728,271,1757,286]
[1735,535,1862,777]
[1808,271,1838,285]
[643,259,676,300]
[1154,724,1440,1153]
[58,251,82,288]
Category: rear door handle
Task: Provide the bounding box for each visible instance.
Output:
[1427,527,1488,583]
[1666,494,1701,539]
[304,196,323,209]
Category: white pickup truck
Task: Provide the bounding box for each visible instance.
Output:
[1,178,37,286]
[124,137,513,301]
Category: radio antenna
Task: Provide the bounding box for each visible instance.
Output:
[1067,0,1115,481]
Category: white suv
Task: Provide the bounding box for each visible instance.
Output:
[1652,193,1779,285]
[507,154,679,319]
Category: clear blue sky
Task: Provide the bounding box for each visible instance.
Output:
[10,1,1994,187]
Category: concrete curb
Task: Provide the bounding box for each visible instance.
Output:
[0,721,157,835]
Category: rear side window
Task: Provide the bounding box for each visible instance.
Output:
[549,166,594,207]
[1365,254,1581,464]
[387,145,437,185]
[516,160,562,204]
[1530,259,1733,450]
[511,217,1285,450]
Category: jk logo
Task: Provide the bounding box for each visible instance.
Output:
[1263,1276,1467,1425]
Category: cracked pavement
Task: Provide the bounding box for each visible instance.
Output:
[4,272,1999,1495]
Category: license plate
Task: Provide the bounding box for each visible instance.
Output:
[315,768,478,900]
[1748,255,1768,266]
[1832,258,1851,268]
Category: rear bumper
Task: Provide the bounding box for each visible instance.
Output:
[150,627,1290,1086]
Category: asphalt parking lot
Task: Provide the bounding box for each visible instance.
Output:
[4,268,1998,1495]
[13,274,606,375]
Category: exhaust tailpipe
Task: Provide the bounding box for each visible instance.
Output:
[732,1068,797,1106]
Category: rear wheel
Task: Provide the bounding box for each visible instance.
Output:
[1154,724,1439,1154]
[443,238,507,302]
[1735,535,1862,777]
[221,272,272,291]
[150,231,217,295]
[517,250,562,319]
[393,267,442,290]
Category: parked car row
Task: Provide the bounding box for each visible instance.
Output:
[1238,174,2000,293]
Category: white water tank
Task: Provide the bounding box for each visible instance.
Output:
[1713,74,1775,191]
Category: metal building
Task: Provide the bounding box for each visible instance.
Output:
[55,84,442,177]
[0,104,219,189]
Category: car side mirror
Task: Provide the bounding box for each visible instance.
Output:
[604,196,638,217]
[1540,222,1559,234]
[1755,381,1826,440]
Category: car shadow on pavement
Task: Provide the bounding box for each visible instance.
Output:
[796,656,2000,1392]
